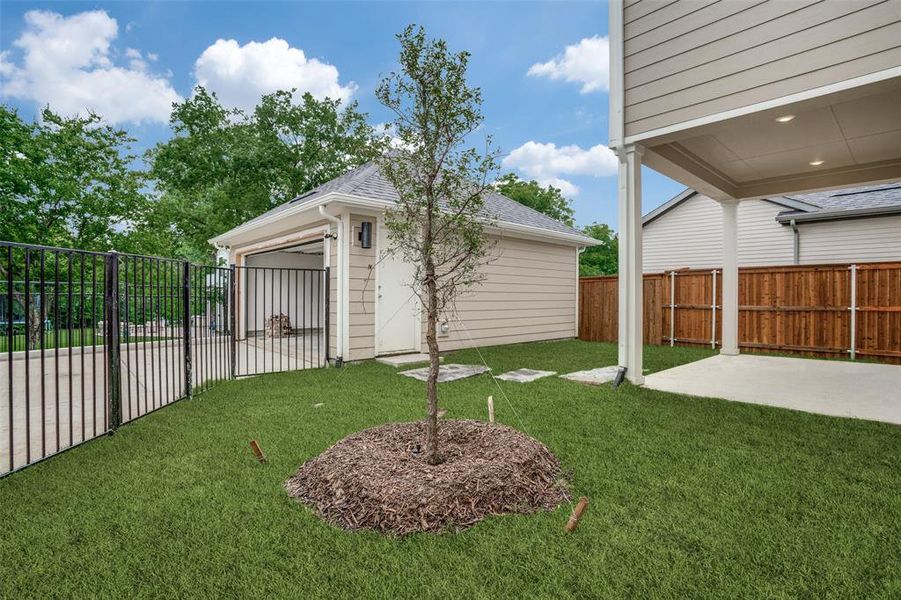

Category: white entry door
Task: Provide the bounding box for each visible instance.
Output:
[376,224,419,354]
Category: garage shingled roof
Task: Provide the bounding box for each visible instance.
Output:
[239,161,592,240]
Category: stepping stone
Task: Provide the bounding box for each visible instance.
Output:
[399,364,490,382]
[495,368,556,383]
[560,366,621,385]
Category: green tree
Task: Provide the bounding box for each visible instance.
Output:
[579,223,618,276]
[147,87,382,261]
[376,25,498,465]
[0,105,146,250]
[495,173,575,226]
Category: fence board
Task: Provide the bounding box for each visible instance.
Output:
[579,261,901,364]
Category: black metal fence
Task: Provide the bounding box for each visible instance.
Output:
[1,241,329,477]
[235,266,329,376]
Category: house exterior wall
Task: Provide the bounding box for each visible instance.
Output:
[422,235,579,352]
[622,0,901,138]
[796,214,901,264]
[346,214,377,361]
[643,193,901,271]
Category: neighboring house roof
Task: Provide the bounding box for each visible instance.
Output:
[644,182,901,226]
[214,161,596,246]
[775,183,901,223]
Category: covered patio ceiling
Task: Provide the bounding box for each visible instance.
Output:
[641,77,901,201]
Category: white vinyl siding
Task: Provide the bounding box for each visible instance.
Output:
[622,0,901,137]
[643,193,901,271]
[798,214,901,263]
[423,235,578,352]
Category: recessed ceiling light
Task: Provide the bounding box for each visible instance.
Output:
[809,160,825,166]
[776,115,796,123]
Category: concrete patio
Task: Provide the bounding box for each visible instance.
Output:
[644,354,901,425]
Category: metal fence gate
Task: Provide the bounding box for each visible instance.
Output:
[1,242,329,477]
[234,266,329,376]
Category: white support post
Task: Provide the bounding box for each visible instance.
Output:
[617,144,644,384]
[849,264,857,360]
[720,201,740,356]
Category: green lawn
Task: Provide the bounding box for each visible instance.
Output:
[1,340,899,598]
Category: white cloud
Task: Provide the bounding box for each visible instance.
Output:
[502,140,617,197]
[0,10,181,124]
[194,38,356,110]
[527,36,609,94]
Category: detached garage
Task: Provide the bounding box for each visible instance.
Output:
[210,161,596,367]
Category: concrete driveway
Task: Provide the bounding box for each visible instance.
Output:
[644,353,901,425]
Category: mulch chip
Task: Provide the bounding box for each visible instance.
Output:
[284,419,569,535]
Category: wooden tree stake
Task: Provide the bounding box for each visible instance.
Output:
[249,439,267,463]
[487,395,495,423]
[564,497,589,532]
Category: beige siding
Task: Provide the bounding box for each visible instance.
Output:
[422,236,578,352]
[623,0,901,137]
[798,214,901,263]
[643,195,795,271]
[346,214,376,361]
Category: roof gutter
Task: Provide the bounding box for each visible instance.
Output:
[776,204,901,224]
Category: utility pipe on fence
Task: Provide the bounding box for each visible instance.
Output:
[711,269,717,349]
[849,263,857,360]
[669,270,676,347]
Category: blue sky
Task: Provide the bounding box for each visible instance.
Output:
[0,1,685,229]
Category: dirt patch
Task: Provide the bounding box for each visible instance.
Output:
[284,419,569,535]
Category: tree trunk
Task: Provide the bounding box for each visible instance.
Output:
[423,257,443,465]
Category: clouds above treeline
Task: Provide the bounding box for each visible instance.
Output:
[1,10,615,200]
[0,9,356,124]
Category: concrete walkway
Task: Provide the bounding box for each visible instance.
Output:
[644,354,901,425]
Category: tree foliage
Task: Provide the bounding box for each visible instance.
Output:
[0,105,146,251]
[146,87,383,261]
[376,25,498,464]
[579,223,618,276]
[495,173,575,226]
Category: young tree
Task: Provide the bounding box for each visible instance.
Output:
[495,173,575,226]
[376,25,498,465]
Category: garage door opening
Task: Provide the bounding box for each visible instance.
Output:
[235,240,328,375]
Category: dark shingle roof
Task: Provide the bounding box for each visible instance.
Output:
[240,161,592,240]
[781,183,901,213]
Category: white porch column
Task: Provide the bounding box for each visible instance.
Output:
[617,144,644,384]
[720,200,740,356]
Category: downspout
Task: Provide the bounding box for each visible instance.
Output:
[790,219,800,265]
[319,205,343,365]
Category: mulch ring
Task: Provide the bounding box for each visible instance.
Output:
[284,419,570,535]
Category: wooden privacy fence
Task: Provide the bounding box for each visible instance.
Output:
[579,261,901,363]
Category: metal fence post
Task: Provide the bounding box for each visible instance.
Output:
[849,263,857,360]
[104,253,122,430]
[711,269,718,349]
[669,270,676,347]
[182,261,192,398]
[229,264,236,378]
[324,266,330,365]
